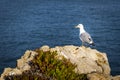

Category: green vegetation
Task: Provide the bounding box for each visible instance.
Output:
[5,49,88,80]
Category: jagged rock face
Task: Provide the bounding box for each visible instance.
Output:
[50,45,110,75]
[17,50,38,71]
[0,50,38,80]
[0,45,120,80]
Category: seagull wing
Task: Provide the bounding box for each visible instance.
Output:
[80,32,93,44]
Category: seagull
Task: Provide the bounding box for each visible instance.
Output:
[75,24,95,46]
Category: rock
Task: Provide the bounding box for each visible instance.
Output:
[17,50,38,70]
[112,75,120,80]
[0,50,38,80]
[87,73,111,80]
[0,68,22,80]
[51,45,110,75]
[0,45,119,80]
[40,45,50,52]
[17,50,38,71]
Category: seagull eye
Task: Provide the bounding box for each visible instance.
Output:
[88,38,91,41]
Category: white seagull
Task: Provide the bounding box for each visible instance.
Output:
[75,24,95,46]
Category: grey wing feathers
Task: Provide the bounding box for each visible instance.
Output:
[80,32,93,44]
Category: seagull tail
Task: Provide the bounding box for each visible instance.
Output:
[90,42,95,46]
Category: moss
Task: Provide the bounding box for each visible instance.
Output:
[5,49,88,80]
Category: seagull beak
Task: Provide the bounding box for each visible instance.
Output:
[75,26,79,28]
[75,26,78,28]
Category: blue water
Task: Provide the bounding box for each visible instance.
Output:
[0,0,120,76]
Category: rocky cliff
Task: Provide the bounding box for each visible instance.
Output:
[0,45,120,80]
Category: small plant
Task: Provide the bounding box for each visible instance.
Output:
[5,49,88,80]
[32,49,88,80]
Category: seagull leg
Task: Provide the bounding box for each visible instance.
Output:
[82,42,84,46]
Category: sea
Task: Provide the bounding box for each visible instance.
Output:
[0,0,120,76]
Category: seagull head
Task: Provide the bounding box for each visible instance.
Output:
[75,24,84,29]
